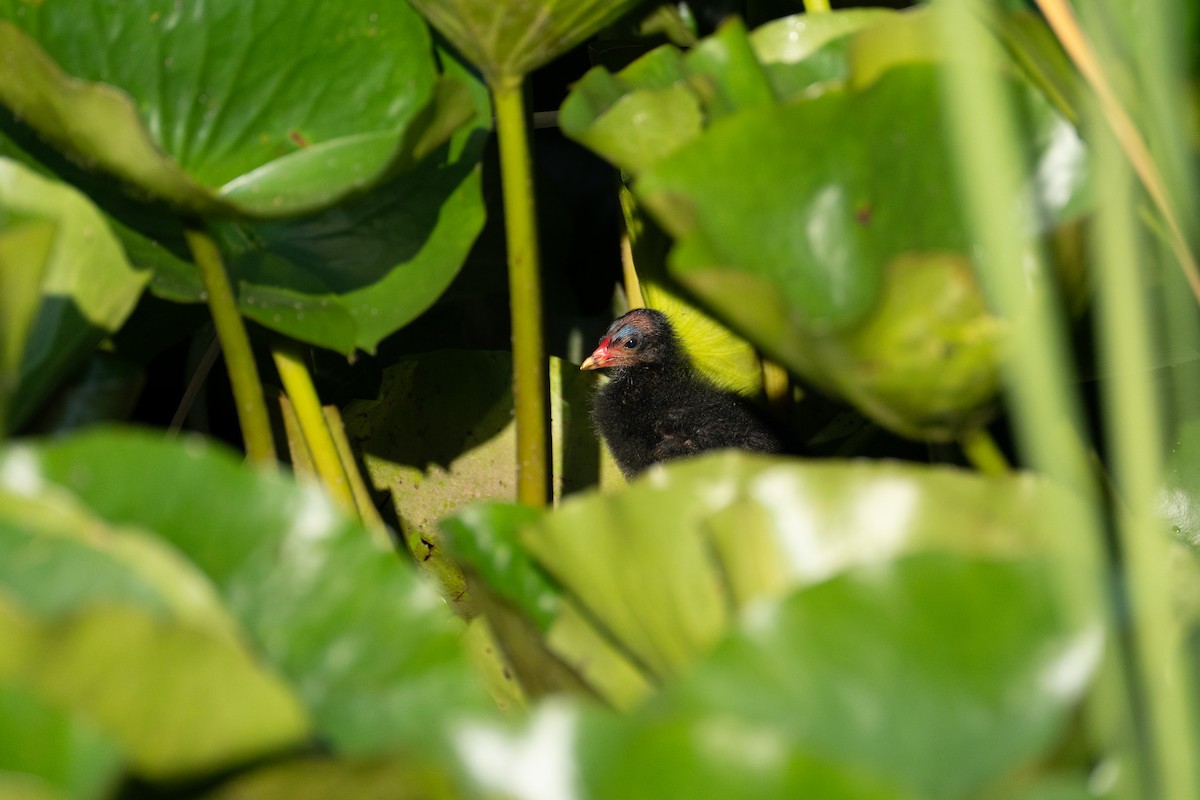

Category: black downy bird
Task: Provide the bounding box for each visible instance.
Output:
[580,308,783,478]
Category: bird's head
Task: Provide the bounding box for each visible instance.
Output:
[580,308,682,372]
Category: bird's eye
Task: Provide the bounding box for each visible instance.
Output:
[624,337,639,349]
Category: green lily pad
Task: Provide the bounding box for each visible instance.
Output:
[559,10,899,177]
[0,484,309,778]
[455,552,1095,799]
[647,65,1085,438]
[0,158,148,432]
[441,504,659,711]
[751,9,899,66]
[149,124,489,354]
[0,0,476,219]
[0,44,490,357]
[0,682,122,800]
[656,553,1096,799]
[447,451,1095,714]
[640,64,1073,332]
[562,11,1089,441]
[5,429,494,760]
[0,219,54,430]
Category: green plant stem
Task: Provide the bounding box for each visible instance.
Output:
[934,4,1141,797]
[493,78,550,508]
[184,225,275,468]
[1035,0,1200,303]
[271,342,356,515]
[959,428,1009,477]
[803,0,831,12]
[324,405,390,543]
[1091,91,1200,800]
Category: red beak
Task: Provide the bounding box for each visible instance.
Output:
[580,337,613,370]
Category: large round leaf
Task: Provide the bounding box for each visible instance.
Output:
[0,62,490,357]
[0,158,148,432]
[0,484,308,778]
[627,554,1097,799]
[0,682,122,800]
[145,107,490,354]
[3,429,494,760]
[446,451,1097,709]
[453,702,909,800]
[562,11,1089,441]
[0,0,477,219]
[451,552,1096,800]
[637,64,1075,331]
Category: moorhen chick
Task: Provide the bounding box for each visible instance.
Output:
[580,308,783,477]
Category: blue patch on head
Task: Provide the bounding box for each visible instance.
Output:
[615,324,640,341]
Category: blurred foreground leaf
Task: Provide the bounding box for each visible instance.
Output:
[447,452,1098,728]
[451,484,1098,797]
[0,428,494,783]
[0,482,308,778]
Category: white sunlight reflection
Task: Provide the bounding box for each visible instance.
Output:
[456,702,580,800]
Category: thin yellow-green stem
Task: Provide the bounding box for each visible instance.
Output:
[323,405,390,542]
[493,78,550,508]
[959,428,1010,477]
[279,394,315,476]
[803,0,831,13]
[1034,0,1200,303]
[1091,90,1200,800]
[271,342,355,515]
[934,3,1141,797]
[184,225,276,467]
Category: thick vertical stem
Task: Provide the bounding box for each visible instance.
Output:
[934,4,1141,797]
[1092,102,1200,800]
[184,225,276,467]
[323,405,390,541]
[1034,0,1200,302]
[272,341,355,515]
[493,78,550,508]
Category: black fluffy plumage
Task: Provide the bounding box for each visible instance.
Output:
[580,308,783,477]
